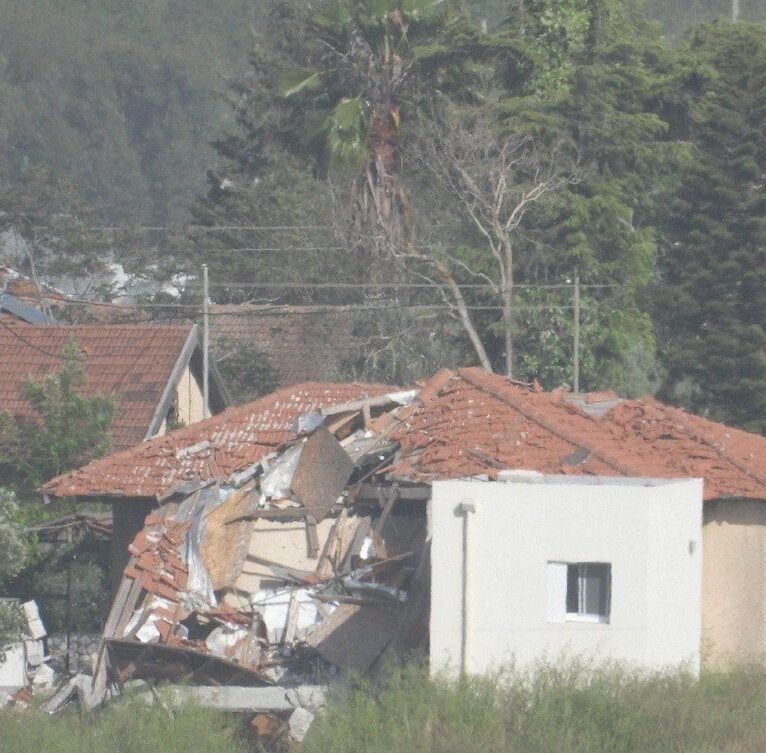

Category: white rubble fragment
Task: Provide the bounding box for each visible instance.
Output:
[22,601,47,640]
[251,588,323,644]
[135,620,161,643]
[285,686,327,709]
[0,644,26,691]
[24,639,44,667]
[288,707,315,742]
[31,663,55,690]
[205,625,248,655]
[124,596,173,643]
[358,535,374,560]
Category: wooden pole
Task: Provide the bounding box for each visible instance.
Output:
[202,264,210,418]
[732,0,740,22]
[573,270,580,393]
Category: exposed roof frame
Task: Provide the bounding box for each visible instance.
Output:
[144,324,230,439]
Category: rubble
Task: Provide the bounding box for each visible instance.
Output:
[44,399,429,743]
[0,599,56,706]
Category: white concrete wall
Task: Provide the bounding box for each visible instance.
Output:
[430,475,703,677]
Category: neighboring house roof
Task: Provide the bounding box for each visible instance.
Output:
[42,381,399,499]
[210,304,363,388]
[0,322,226,452]
[43,367,766,503]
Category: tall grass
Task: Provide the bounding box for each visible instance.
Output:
[0,694,250,753]
[305,661,766,753]
[3,663,766,753]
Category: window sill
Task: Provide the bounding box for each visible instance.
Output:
[564,613,609,624]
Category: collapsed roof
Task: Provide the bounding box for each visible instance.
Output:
[44,368,766,502]
[100,414,429,690]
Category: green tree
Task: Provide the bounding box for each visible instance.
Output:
[655,21,766,432]
[0,339,115,489]
[404,0,679,391]
[0,489,29,651]
[0,165,111,287]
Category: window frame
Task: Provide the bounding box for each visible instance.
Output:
[547,560,611,624]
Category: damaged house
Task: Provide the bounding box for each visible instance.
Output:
[41,368,766,711]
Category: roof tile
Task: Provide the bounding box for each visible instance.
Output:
[0,322,194,451]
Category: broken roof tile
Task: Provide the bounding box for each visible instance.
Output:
[43,381,399,499]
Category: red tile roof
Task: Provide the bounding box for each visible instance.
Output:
[381,368,766,500]
[0,323,195,452]
[210,304,364,390]
[42,381,399,499]
[44,368,766,503]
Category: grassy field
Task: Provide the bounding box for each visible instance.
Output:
[3,662,766,752]
[0,695,251,753]
[307,661,766,753]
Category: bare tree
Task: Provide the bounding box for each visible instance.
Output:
[406,102,578,377]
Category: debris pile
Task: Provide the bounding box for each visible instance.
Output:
[0,600,56,707]
[42,393,428,738]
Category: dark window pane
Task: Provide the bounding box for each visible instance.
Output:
[566,564,579,613]
[583,564,611,618]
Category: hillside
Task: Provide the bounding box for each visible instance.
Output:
[0,0,259,224]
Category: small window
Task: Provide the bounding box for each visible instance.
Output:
[547,561,611,623]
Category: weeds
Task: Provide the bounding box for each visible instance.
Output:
[305,661,766,753]
[0,694,250,753]
[2,663,766,753]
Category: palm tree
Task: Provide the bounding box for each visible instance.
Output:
[280,0,473,250]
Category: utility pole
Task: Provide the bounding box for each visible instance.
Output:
[202,264,210,418]
[573,270,580,393]
[733,0,740,22]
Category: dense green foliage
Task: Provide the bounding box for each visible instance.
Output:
[655,22,766,432]
[2,663,766,752]
[0,0,259,225]
[306,662,766,753]
[0,488,28,650]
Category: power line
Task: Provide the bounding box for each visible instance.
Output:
[196,282,623,290]
[0,317,62,357]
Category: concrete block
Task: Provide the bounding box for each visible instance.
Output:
[147,684,327,713]
[288,707,315,742]
[0,643,27,691]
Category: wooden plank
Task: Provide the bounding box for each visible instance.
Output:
[245,555,318,584]
[282,590,300,645]
[305,515,320,558]
[352,484,431,502]
[316,508,347,578]
[320,393,404,417]
[374,486,398,533]
[340,517,371,573]
[225,507,309,524]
